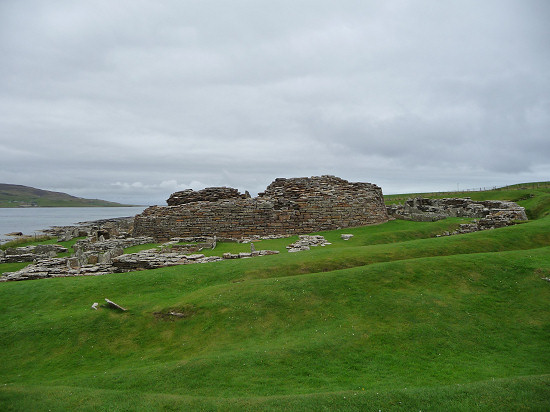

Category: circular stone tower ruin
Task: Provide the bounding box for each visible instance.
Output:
[133,175,388,241]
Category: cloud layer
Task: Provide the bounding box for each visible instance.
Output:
[1,0,549,204]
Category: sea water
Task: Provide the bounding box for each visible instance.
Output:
[0,207,147,243]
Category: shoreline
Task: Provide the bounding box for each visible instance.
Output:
[0,206,146,244]
[1,216,137,245]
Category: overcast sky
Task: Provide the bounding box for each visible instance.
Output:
[1,0,549,205]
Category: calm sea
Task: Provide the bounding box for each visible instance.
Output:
[0,207,147,243]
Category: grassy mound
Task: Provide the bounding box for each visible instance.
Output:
[1,184,549,410]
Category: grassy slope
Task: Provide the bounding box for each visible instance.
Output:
[0,183,132,207]
[1,186,549,410]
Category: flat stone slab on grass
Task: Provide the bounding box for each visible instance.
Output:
[105,298,126,311]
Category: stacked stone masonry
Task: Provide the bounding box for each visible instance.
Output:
[167,187,250,206]
[0,244,68,263]
[387,197,528,222]
[134,176,389,241]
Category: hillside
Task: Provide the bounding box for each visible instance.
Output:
[0,183,549,410]
[0,183,131,207]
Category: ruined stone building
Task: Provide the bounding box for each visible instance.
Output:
[133,175,389,241]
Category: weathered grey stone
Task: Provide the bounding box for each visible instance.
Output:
[388,197,528,237]
[288,246,310,253]
[67,257,79,269]
[258,250,280,256]
[387,197,527,222]
[5,177,387,281]
[105,298,126,311]
[287,235,330,252]
[0,244,68,263]
[223,253,239,259]
[87,255,99,265]
[98,251,111,265]
[34,244,67,254]
[73,236,155,254]
[186,254,205,260]
[134,176,388,241]
[46,217,134,242]
[167,187,249,206]
[199,256,224,263]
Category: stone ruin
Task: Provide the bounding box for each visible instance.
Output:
[1,179,533,282]
[287,235,331,252]
[0,244,68,263]
[1,234,281,281]
[47,216,135,242]
[134,175,389,241]
[387,197,527,222]
[1,175,387,282]
[167,187,250,205]
[387,197,528,235]
[0,226,281,282]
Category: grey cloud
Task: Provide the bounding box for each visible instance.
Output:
[1,0,549,204]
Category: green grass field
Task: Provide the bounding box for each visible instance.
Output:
[1,185,549,410]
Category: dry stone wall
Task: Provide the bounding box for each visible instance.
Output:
[0,244,68,263]
[387,197,528,222]
[167,187,250,206]
[134,175,388,241]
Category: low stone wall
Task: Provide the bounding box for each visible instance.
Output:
[134,175,388,241]
[46,217,135,242]
[162,237,216,253]
[167,187,249,206]
[0,244,68,263]
[0,246,281,281]
[73,236,155,254]
[387,197,527,222]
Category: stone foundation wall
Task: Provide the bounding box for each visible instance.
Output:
[167,187,250,206]
[133,175,388,241]
[387,197,528,222]
[0,244,68,263]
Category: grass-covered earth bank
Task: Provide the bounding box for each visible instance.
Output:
[1,184,549,410]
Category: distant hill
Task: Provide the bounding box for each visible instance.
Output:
[0,183,133,207]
